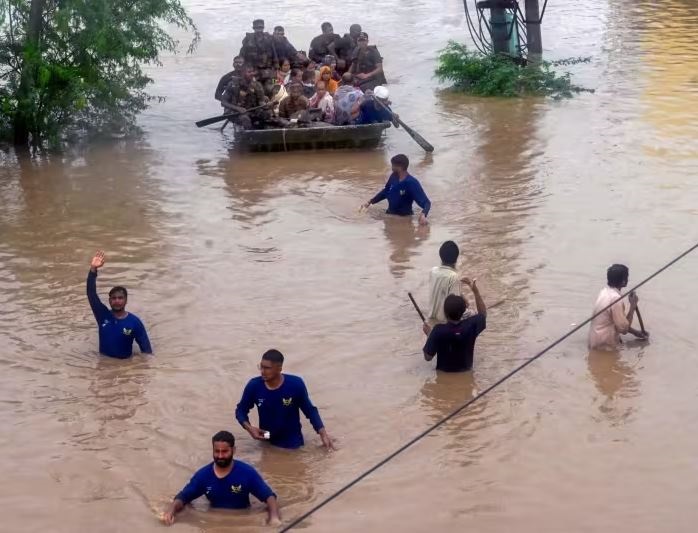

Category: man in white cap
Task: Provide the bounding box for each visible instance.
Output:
[357,85,398,125]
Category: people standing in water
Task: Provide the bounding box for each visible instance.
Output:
[86,250,152,358]
[423,280,487,372]
[161,431,281,526]
[588,264,648,350]
[235,349,335,450]
[425,241,472,332]
[362,154,431,225]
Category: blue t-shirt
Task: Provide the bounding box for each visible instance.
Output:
[423,314,486,372]
[175,460,275,509]
[86,271,152,359]
[235,374,324,449]
[358,98,393,124]
[369,173,431,217]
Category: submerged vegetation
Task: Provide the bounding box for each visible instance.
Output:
[435,41,592,99]
[0,0,199,147]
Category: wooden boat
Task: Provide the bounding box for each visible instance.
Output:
[234,122,391,152]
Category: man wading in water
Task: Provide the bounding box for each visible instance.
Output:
[162,431,281,526]
[361,154,431,225]
[86,250,152,358]
[235,349,335,450]
[588,264,649,350]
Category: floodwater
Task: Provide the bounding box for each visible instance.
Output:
[1,0,697,531]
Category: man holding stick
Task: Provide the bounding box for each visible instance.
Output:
[422,279,487,372]
[588,264,649,351]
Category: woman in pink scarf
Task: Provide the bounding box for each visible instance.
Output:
[308,80,335,124]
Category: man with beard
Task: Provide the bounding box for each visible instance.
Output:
[214,55,244,103]
[350,32,387,91]
[235,349,335,450]
[161,431,281,526]
[86,250,152,358]
[222,64,270,129]
[308,22,340,63]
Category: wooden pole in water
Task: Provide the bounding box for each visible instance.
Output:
[524,0,544,61]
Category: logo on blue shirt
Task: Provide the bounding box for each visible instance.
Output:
[122,328,132,336]
[282,397,293,407]
[231,484,242,493]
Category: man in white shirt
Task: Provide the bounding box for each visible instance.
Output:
[588,264,648,350]
[424,241,472,333]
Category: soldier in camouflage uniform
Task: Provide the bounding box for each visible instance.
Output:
[349,32,387,92]
[221,64,271,129]
[239,19,278,97]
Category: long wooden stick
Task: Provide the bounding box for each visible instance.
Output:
[407,292,426,322]
[636,305,647,336]
[374,98,434,153]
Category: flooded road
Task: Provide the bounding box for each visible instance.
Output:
[1,0,698,531]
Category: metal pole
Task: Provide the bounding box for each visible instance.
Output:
[525,0,543,61]
[490,6,510,54]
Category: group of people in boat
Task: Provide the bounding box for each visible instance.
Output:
[84,155,649,526]
[214,20,396,129]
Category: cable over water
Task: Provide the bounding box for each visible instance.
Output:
[280,240,698,532]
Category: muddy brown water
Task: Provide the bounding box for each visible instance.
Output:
[1,1,698,531]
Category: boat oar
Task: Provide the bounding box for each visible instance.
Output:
[408,292,426,322]
[375,98,434,153]
[195,103,272,128]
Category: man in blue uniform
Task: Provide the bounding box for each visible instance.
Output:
[362,154,431,225]
[161,431,281,526]
[86,250,152,358]
[235,349,335,450]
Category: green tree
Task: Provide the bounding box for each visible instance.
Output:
[0,0,198,147]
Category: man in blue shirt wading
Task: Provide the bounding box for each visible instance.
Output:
[236,349,335,450]
[423,279,487,372]
[161,431,281,526]
[86,250,152,358]
[361,154,431,226]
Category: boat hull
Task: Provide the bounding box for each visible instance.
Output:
[234,122,391,152]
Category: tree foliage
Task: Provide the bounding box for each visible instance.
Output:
[435,41,592,99]
[0,0,199,146]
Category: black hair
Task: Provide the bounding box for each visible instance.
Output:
[233,55,243,62]
[321,22,333,32]
[243,63,255,71]
[274,25,284,32]
[390,153,409,171]
[109,286,128,299]
[262,349,284,365]
[290,68,302,79]
[302,70,316,83]
[444,294,467,321]
[607,264,629,288]
[252,19,264,27]
[212,430,235,447]
[439,241,459,266]
[350,24,362,33]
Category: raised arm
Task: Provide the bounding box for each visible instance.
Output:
[463,278,486,317]
[298,379,334,450]
[87,251,110,323]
